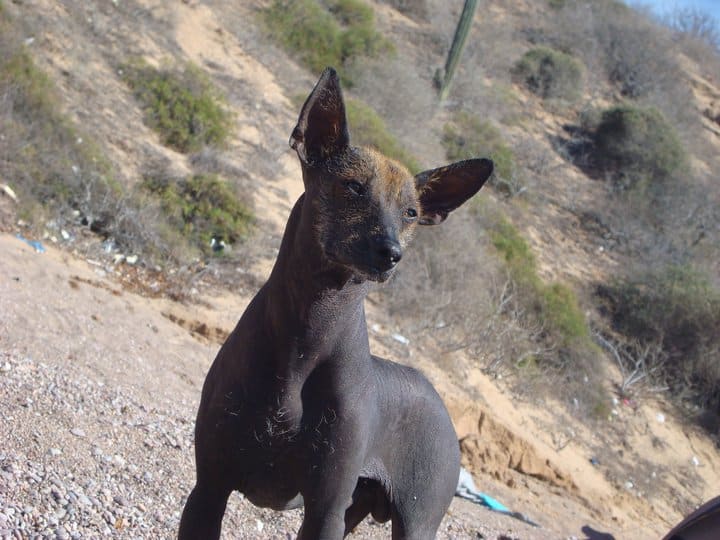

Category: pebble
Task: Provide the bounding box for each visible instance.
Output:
[69,428,86,438]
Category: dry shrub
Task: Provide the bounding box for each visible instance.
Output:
[377,0,428,20]
[346,97,421,173]
[598,265,720,416]
[664,5,720,51]
[535,0,698,130]
[662,6,720,88]
[381,201,532,380]
[441,112,516,186]
[347,55,442,167]
[382,197,605,415]
[0,8,122,236]
[538,1,676,96]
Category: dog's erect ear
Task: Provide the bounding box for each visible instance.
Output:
[415,158,493,225]
[290,67,349,165]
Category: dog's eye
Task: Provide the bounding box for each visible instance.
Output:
[346,181,364,196]
[403,208,418,223]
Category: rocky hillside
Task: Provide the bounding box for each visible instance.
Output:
[1,0,719,538]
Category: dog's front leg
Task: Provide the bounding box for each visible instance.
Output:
[297,472,360,540]
[297,504,348,540]
[297,417,369,540]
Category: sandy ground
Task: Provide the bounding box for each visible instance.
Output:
[1,229,716,539]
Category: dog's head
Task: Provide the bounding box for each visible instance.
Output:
[290,68,493,282]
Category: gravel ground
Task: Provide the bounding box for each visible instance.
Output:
[0,235,553,539]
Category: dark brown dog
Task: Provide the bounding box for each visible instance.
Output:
[179,68,493,539]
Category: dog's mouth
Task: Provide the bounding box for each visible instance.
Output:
[324,247,397,283]
[355,267,395,283]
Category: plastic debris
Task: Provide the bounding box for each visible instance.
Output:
[656,412,665,423]
[15,234,45,253]
[210,237,227,252]
[391,333,409,345]
[1,183,18,202]
[456,467,540,527]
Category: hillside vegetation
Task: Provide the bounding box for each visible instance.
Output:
[0,0,719,535]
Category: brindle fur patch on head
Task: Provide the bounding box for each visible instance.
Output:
[307,145,419,282]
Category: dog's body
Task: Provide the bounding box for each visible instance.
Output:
[179,68,493,540]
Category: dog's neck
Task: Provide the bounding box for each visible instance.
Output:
[263,195,372,377]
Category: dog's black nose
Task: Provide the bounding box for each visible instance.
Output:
[373,238,402,268]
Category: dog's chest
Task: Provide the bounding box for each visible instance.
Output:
[236,400,338,510]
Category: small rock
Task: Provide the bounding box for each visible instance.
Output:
[48,448,62,457]
[125,255,138,265]
[70,428,86,438]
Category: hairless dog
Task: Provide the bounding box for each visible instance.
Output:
[179,67,493,539]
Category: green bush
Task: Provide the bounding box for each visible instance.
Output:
[490,218,588,348]
[142,174,253,253]
[442,112,515,183]
[589,105,687,191]
[263,0,392,84]
[264,0,341,74]
[600,265,720,412]
[490,218,538,289]
[346,98,420,173]
[541,283,589,345]
[512,46,583,101]
[122,61,232,153]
